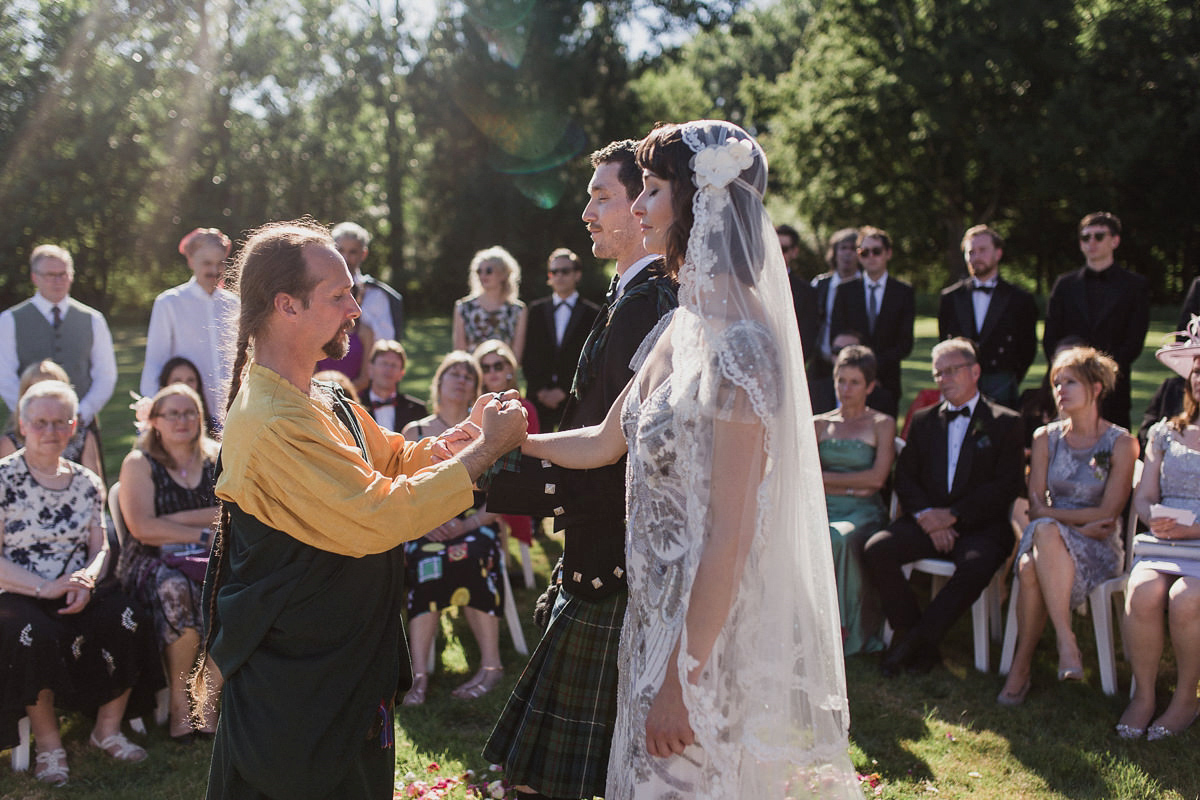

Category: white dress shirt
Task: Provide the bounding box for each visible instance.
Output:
[971,279,998,334]
[140,277,240,415]
[0,293,117,423]
[945,392,981,492]
[552,291,579,345]
[615,254,661,299]
[358,277,394,341]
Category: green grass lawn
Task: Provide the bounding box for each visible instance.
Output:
[2,312,1198,799]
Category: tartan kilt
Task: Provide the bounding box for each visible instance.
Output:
[482,588,626,799]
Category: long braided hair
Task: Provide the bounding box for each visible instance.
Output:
[189,219,331,716]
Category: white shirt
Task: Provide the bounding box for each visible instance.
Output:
[615,254,661,299]
[863,272,889,307]
[364,389,397,432]
[552,291,580,345]
[357,275,394,341]
[139,277,240,416]
[945,392,981,492]
[971,278,998,335]
[0,293,117,423]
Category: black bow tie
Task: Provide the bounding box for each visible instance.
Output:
[363,395,394,411]
[940,405,971,420]
[554,300,574,311]
[972,284,994,294]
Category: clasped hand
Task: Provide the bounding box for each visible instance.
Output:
[38,571,93,615]
[429,390,527,461]
[1148,516,1197,540]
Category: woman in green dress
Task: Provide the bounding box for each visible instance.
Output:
[815,344,896,655]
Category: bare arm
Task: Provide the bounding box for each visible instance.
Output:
[522,377,632,469]
[511,305,528,365]
[118,450,214,547]
[1032,431,1137,531]
[451,305,467,352]
[820,415,895,493]
[1137,428,1200,540]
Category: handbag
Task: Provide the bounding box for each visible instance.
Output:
[161,544,210,584]
[1132,532,1200,561]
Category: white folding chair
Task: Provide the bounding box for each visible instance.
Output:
[999,459,1142,695]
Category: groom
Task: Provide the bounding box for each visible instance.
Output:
[482,139,678,800]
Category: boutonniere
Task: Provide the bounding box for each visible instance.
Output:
[969,418,990,447]
[1089,450,1112,480]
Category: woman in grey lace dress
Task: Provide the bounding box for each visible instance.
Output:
[1117,330,1200,740]
[997,346,1137,704]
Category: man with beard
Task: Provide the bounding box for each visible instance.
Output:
[199,220,528,800]
[937,225,1038,409]
[482,140,678,800]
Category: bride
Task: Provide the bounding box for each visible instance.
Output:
[521,120,861,799]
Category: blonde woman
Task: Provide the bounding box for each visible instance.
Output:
[452,246,528,361]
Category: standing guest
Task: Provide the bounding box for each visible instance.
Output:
[198,220,527,799]
[1043,211,1149,429]
[0,381,157,785]
[516,120,860,799]
[453,246,529,362]
[1,359,105,481]
[0,245,116,426]
[400,352,506,704]
[864,338,1024,676]
[482,139,678,800]
[1118,333,1200,740]
[140,227,239,418]
[332,221,406,341]
[158,355,219,438]
[830,227,914,417]
[815,345,895,655]
[523,248,600,431]
[777,224,820,366]
[997,347,1136,705]
[938,225,1038,409]
[474,340,540,552]
[1176,276,1200,336]
[360,340,426,433]
[810,228,862,380]
[117,384,222,741]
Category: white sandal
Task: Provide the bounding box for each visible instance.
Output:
[89,731,148,762]
[35,747,69,786]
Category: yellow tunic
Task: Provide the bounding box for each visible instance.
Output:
[216,363,473,557]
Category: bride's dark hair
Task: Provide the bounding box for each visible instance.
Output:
[635,123,695,277]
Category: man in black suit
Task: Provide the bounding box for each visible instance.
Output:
[938,225,1038,409]
[1043,211,1149,429]
[863,338,1024,676]
[809,228,861,380]
[830,226,914,417]
[777,224,820,367]
[524,248,601,431]
[483,140,678,800]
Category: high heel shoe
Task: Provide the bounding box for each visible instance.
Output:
[1146,710,1199,741]
[1115,723,1145,740]
[402,673,428,706]
[996,678,1032,706]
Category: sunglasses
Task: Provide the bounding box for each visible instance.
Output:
[476,266,496,276]
[480,361,509,374]
[548,267,575,276]
[857,246,885,257]
[1079,231,1109,243]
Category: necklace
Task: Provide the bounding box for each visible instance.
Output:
[25,458,68,480]
[172,451,202,481]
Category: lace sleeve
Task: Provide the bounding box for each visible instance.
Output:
[703,319,782,424]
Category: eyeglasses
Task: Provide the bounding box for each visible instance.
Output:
[25,418,75,433]
[932,362,974,381]
[35,271,70,280]
[1079,231,1109,243]
[156,410,199,423]
[480,361,510,374]
[444,369,475,381]
[548,267,575,276]
[858,246,885,257]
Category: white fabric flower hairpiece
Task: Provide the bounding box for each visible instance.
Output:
[692,137,755,190]
[129,390,153,433]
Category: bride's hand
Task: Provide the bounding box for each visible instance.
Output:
[644,670,694,758]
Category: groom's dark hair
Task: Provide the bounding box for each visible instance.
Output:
[590,139,643,202]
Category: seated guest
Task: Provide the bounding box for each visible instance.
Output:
[400,352,505,704]
[1118,336,1200,740]
[116,384,221,741]
[360,339,426,432]
[809,330,896,416]
[864,338,1024,676]
[474,340,540,549]
[0,381,157,785]
[815,345,895,655]
[158,355,219,438]
[997,347,1136,704]
[1,359,105,481]
[1138,375,1186,453]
